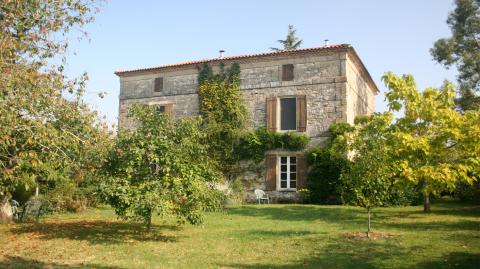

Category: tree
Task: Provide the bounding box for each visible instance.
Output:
[0,0,108,223]
[102,104,223,229]
[430,0,480,110]
[270,25,303,51]
[340,113,397,237]
[383,72,480,212]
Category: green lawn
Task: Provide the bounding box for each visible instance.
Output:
[0,200,479,269]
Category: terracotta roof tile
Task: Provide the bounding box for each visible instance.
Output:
[114,44,351,75]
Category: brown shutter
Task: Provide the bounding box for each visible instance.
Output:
[266,97,277,131]
[296,95,307,132]
[282,64,294,81]
[164,103,174,116]
[265,154,277,191]
[296,154,308,190]
[154,77,164,92]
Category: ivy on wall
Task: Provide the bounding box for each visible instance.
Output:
[197,63,309,177]
[197,63,246,178]
[236,127,309,163]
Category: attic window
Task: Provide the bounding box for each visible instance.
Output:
[282,64,294,81]
[154,77,164,92]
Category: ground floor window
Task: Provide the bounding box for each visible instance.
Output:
[278,156,296,190]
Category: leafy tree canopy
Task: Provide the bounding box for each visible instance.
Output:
[340,113,399,237]
[102,104,223,228]
[383,72,480,211]
[0,0,110,223]
[430,0,480,110]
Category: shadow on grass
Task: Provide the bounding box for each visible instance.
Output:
[416,252,480,269]
[228,205,365,224]
[0,255,124,269]
[10,220,179,244]
[220,236,479,269]
[219,236,412,269]
[236,229,319,239]
[229,202,480,232]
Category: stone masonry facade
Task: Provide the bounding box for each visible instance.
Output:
[115,44,377,202]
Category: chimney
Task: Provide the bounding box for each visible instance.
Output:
[324,39,329,47]
[219,50,225,59]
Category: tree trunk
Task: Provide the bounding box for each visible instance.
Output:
[423,193,431,212]
[146,209,152,231]
[0,192,13,224]
[367,207,371,238]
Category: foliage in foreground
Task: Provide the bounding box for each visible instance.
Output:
[102,104,223,228]
[340,73,480,215]
[382,72,480,212]
[339,114,404,237]
[0,0,109,223]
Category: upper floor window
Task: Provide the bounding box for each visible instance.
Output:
[282,64,294,81]
[154,77,164,92]
[280,97,296,131]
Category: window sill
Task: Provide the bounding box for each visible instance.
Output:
[277,189,297,192]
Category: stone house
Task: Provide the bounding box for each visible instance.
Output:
[115,44,378,202]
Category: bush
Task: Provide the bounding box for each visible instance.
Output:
[304,148,347,204]
[455,181,480,204]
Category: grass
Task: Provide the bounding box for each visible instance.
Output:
[0,199,479,269]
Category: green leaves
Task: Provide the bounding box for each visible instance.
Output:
[430,0,480,110]
[353,72,480,211]
[270,25,303,51]
[102,104,223,227]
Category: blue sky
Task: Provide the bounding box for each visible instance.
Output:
[64,0,458,126]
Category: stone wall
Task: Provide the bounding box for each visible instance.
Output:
[118,50,350,146]
[345,53,376,124]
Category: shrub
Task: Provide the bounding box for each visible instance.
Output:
[304,148,347,204]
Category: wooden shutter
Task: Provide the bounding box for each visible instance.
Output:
[154,77,163,92]
[296,95,307,132]
[266,97,277,131]
[265,154,277,191]
[164,103,174,116]
[296,154,308,189]
[282,64,294,81]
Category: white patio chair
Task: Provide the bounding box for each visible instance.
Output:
[254,189,270,204]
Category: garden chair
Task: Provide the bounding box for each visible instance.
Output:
[10,199,21,221]
[254,189,270,204]
[19,198,42,223]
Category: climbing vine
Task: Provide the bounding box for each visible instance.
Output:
[236,127,309,162]
[197,63,246,178]
[197,63,309,177]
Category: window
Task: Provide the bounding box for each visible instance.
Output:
[280,97,296,131]
[282,64,294,81]
[156,105,165,113]
[279,156,296,190]
[154,77,163,92]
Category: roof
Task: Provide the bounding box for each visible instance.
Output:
[114,44,378,93]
